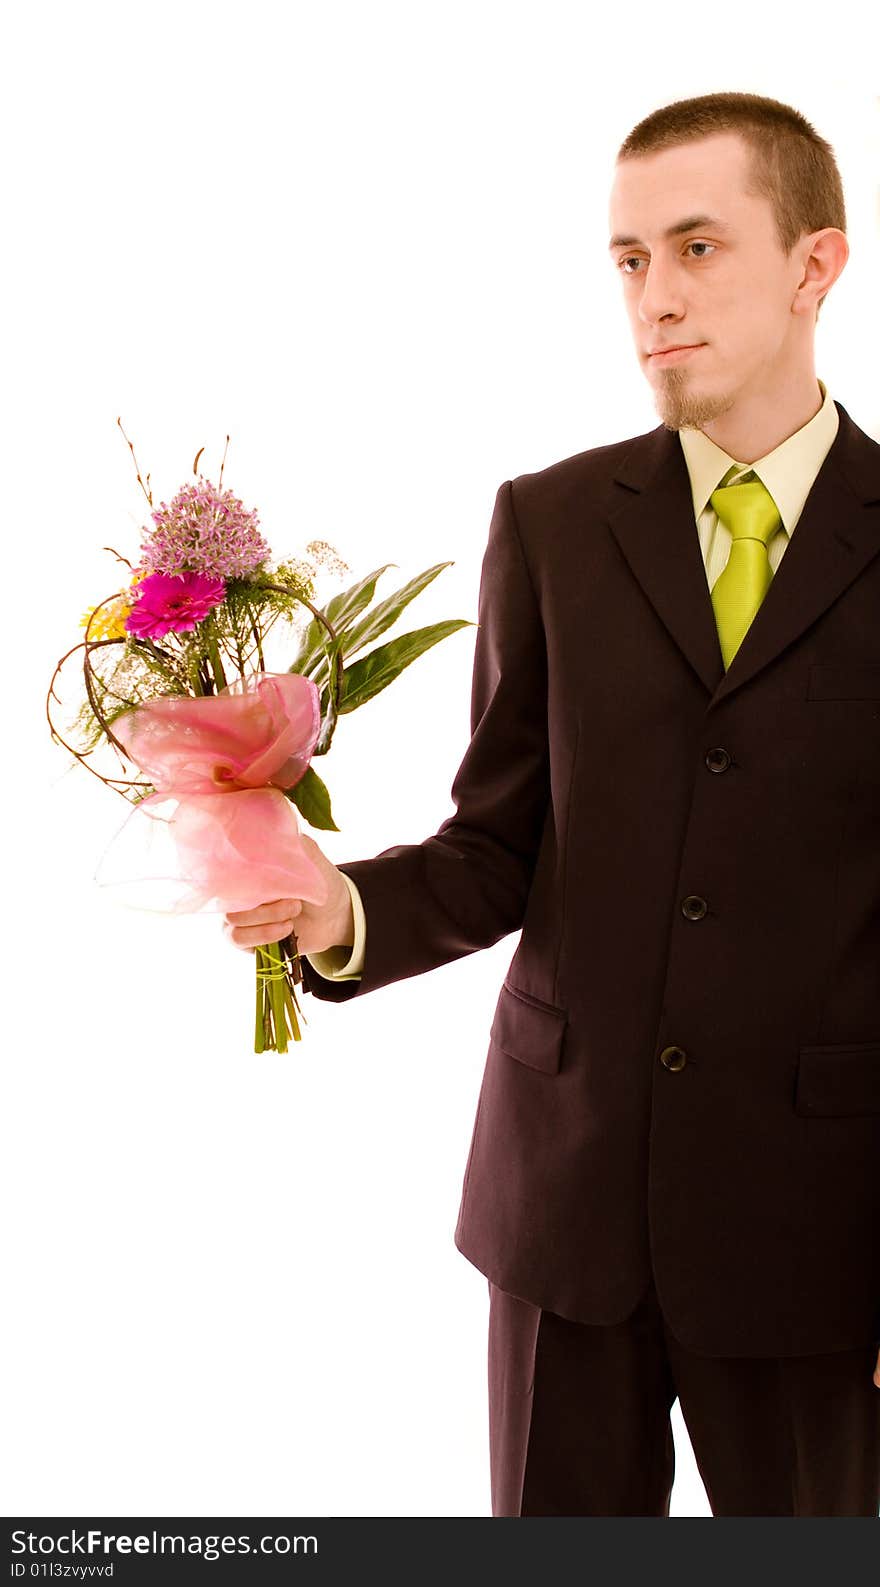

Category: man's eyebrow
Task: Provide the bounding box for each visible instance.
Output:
[607,213,733,251]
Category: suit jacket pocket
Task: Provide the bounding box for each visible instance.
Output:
[807,663,880,700]
[489,979,568,1074]
[794,1040,880,1116]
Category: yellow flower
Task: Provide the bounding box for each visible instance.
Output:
[80,595,131,641]
[80,570,147,642]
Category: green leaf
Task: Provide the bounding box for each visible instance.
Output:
[309,562,456,693]
[287,565,398,678]
[283,763,339,832]
[322,619,474,715]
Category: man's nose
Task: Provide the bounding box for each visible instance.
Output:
[636,260,685,326]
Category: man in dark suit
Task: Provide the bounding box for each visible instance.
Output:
[224,92,880,1515]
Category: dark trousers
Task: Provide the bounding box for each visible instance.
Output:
[488,1272,880,1516]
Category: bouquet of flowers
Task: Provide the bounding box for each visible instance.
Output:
[47,420,471,1052]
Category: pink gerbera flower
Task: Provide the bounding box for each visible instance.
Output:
[125,571,227,639]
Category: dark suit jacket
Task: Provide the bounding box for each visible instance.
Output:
[301,400,880,1357]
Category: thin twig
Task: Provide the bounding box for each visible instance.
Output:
[46,639,152,801]
[116,417,153,508]
[218,433,230,492]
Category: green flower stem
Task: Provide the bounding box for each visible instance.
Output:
[205,616,228,694]
[254,960,266,1053]
[282,975,301,1042]
[254,941,303,1052]
[269,942,287,1050]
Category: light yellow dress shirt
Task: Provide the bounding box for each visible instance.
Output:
[305,378,839,985]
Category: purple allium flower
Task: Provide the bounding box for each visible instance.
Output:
[136,476,271,580]
[125,571,227,639]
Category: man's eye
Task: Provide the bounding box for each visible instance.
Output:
[618,242,716,274]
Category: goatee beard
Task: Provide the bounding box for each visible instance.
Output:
[652,368,735,433]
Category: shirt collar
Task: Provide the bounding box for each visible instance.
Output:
[677,379,839,534]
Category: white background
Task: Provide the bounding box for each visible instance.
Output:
[3,0,879,1519]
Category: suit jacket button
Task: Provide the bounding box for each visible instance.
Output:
[660,1045,688,1071]
[681,894,708,920]
[705,746,731,772]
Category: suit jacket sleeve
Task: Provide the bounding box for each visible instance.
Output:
[299,477,551,1003]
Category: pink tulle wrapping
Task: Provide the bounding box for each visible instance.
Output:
[98,672,329,914]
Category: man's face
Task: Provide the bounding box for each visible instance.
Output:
[607,132,812,433]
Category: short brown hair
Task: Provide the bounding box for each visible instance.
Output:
[616,91,847,315]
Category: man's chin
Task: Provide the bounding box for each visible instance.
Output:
[651,379,732,433]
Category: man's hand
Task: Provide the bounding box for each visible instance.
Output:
[222,833,355,958]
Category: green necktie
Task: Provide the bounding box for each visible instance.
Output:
[709,466,783,669]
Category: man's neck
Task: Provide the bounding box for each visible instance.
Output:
[699,376,824,463]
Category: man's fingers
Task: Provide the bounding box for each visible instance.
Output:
[222,898,306,953]
[224,917,298,950]
[225,923,295,949]
[225,898,302,925]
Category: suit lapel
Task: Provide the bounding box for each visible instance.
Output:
[606,421,725,695]
[604,400,880,704]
